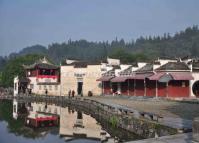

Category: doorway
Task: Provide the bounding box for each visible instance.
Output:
[77,82,83,96]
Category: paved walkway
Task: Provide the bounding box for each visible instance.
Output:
[127,133,193,143]
[87,96,199,120]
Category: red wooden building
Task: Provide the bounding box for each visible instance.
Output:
[98,61,195,98]
[23,57,60,95]
[153,62,194,98]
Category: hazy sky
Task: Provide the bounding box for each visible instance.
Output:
[0,0,199,56]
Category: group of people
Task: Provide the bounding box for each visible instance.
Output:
[68,90,75,98]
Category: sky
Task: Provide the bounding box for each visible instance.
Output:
[0,0,199,56]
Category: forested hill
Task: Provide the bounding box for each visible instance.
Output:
[1,25,199,65]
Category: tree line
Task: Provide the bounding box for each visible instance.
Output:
[0,25,199,87]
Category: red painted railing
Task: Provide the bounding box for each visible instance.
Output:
[36,75,58,79]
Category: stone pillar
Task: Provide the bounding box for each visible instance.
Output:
[193,117,199,142]
[117,83,121,95]
[155,80,158,98]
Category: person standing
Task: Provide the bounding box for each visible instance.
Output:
[45,89,48,96]
[72,90,75,97]
[68,89,71,98]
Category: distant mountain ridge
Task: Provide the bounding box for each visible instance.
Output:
[8,45,47,59]
[1,25,199,68]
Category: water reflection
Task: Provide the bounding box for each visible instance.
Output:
[60,108,107,141]
[0,99,140,143]
[25,101,107,141]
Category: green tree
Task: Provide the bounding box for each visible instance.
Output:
[1,54,43,87]
[109,48,148,63]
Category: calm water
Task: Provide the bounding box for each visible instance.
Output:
[0,99,140,143]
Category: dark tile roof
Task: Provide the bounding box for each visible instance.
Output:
[62,61,101,67]
[73,62,88,68]
[193,61,199,69]
[112,65,121,70]
[155,62,190,71]
[24,62,59,70]
[102,69,115,77]
[181,55,189,61]
[120,61,138,67]
[119,66,133,76]
[135,63,153,73]
[153,61,161,65]
[158,56,177,60]
[101,59,108,63]
[24,58,59,70]
[19,77,30,83]
[37,63,59,69]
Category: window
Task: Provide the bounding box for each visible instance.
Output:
[44,85,47,90]
[49,85,52,90]
[39,85,41,90]
[55,85,58,90]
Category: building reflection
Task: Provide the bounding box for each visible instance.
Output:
[13,99,28,120]
[12,100,109,141]
[59,107,106,141]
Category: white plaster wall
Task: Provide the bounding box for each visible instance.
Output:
[37,77,58,83]
[14,76,19,96]
[137,62,147,68]
[61,65,101,96]
[132,67,139,72]
[107,58,120,65]
[36,84,60,96]
[61,66,78,96]
[153,64,161,70]
[28,77,38,93]
[115,69,121,77]
[105,66,113,72]
[83,65,101,95]
[120,65,131,70]
[28,77,60,96]
[157,59,177,66]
